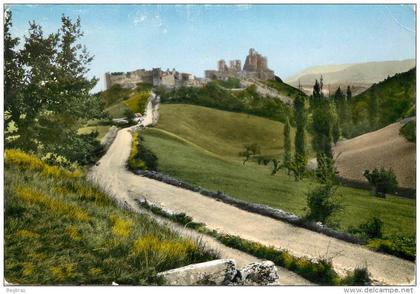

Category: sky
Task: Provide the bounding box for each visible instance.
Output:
[7,4,416,92]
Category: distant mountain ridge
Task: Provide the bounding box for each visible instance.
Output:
[286,59,415,95]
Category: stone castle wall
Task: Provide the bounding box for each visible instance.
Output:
[205,48,274,81]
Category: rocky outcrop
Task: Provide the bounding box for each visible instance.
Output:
[238,261,279,286]
[157,259,279,286]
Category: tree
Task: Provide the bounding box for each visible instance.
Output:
[368,86,379,128]
[4,10,23,129]
[346,85,352,105]
[283,117,292,171]
[4,14,103,163]
[306,184,341,224]
[293,94,307,179]
[311,78,334,164]
[334,86,347,124]
[363,168,398,197]
[239,143,261,165]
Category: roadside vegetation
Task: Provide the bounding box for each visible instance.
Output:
[128,131,158,171]
[138,200,371,286]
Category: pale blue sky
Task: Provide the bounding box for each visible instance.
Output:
[7,4,416,92]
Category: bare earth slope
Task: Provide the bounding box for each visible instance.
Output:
[88,101,415,285]
[334,121,416,189]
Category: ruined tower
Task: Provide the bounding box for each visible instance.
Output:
[218,59,227,72]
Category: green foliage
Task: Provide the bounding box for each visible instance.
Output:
[311,104,334,159]
[367,236,415,261]
[160,82,292,123]
[124,90,150,114]
[5,151,217,285]
[283,117,292,167]
[123,109,136,124]
[214,78,241,89]
[4,13,103,164]
[100,84,131,107]
[306,184,341,224]
[400,120,416,143]
[128,132,158,171]
[363,168,398,197]
[293,95,307,179]
[349,217,383,240]
[341,267,371,286]
[135,82,153,92]
[239,143,261,165]
[350,68,415,137]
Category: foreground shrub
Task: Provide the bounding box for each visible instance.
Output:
[306,184,341,224]
[363,167,398,197]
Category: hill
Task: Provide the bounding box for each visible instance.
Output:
[286,59,415,95]
[156,104,295,158]
[4,149,217,285]
[334,120,416,189]
[158,80,293,124]
[351,68,416,132]
[141,104,415,239]
[101,84,151,118]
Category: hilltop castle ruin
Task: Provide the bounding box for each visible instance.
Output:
[205,48,275,81]
[105,68,200,90]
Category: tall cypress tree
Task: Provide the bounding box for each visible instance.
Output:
[294,94,307,178]
[283,117,292,169]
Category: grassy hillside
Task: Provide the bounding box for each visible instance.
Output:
[142,104,415,238]
[158,81,292,124]
[102,84,151,118]
[4,149,217,285]
[157,104,303,158]
[350,67,415,136]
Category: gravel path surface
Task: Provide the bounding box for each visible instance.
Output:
[89,98,415,286]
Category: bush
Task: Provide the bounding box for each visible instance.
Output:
[363,168,398,197]
[349,217,383,240]
[367,236,416,261]
[306,184,341,224]
[400,119,416,143]
[341,267,371,286]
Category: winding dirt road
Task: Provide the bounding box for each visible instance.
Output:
[89,98,415,286]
